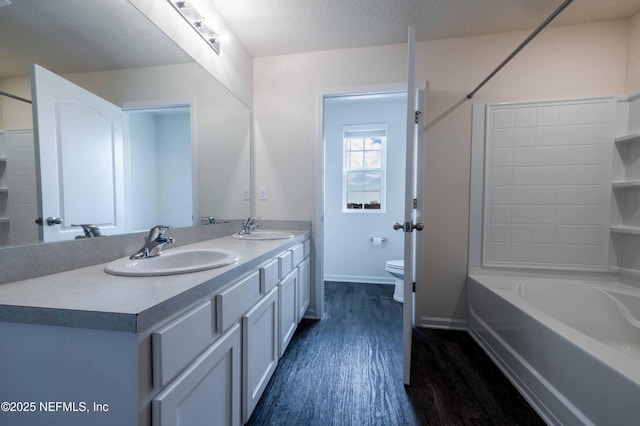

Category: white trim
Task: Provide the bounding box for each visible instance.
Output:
[419,316,467,330]
[324,274,395,285]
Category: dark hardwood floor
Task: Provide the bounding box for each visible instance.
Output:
[247,282,545,426]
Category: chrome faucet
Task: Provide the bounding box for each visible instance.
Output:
[130,225,175,259]
[72,224,104,238]
[239,217,259,235]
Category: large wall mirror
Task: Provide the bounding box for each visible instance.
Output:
[0,0,250,247]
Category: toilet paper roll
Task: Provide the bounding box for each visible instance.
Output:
[372,237,383,246]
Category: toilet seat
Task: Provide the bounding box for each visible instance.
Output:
[385,260,404,271]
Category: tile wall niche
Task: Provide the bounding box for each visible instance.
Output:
[483,98,615,271]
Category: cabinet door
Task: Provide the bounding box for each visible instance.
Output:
[278,269,298,357]
[297,257,310,322]
[242,287,279,422]
[152,324,241,426]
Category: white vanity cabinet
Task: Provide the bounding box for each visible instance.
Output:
[150,237,311,426]
[152,323,241,426]
[278,268,298,357]
[297,256,311,321]
[0,233,311,426]
[242,286,279,422]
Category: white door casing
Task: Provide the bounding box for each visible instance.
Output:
[402,26,425,386]
[32,64,125,242]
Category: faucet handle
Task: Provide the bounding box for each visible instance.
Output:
[148,225,172,239]
[71,224,103,238]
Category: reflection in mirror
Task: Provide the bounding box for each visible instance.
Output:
[0,0,250,247]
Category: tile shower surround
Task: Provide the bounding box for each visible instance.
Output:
[484,100,612,270]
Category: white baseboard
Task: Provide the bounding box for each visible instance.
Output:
[324,274,394,285]
[420,316,467,330]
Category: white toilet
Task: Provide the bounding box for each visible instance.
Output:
[385,259,404,302]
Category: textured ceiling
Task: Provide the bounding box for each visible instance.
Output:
[0,0,191,78]
[210,0,640,57]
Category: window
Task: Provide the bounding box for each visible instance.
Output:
[342,125,387,212]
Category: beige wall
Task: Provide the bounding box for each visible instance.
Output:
[128,0,253,107]
[627,10,640,92]
[0,78,32,130]
[253,20,630,324]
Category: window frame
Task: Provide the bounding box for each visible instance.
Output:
[341,123,388,214]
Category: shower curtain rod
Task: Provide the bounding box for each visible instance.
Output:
[466,0,574,99]
[0,89,31,104]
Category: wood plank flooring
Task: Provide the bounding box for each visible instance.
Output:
[247,282,545,425]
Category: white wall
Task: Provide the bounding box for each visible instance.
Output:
[253,20,630,325]
[157,113,192,227]
[128,113,159,230]
[127,111,192,230]
[324,95,405,283]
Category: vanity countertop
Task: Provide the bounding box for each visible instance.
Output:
[0,231,309,333]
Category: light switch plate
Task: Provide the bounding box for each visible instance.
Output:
[259,186,268,200]
[242,186,250,200]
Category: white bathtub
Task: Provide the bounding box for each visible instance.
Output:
[468,275,640,426]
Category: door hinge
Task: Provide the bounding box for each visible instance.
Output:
[415,110,422,124]
[412,282,416,292]
[413,198,418,209]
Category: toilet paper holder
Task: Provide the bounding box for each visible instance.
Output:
[370,237,386,242]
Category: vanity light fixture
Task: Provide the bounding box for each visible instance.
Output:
[168,0,220,54]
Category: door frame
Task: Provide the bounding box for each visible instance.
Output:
[121,98,197,230]
[314,81,426,320]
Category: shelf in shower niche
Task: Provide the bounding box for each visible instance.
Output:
[612,180,640,188]
[615,132,640,145]
[0,188,7,193]
[0,217,8,223]
[611,225,640,235]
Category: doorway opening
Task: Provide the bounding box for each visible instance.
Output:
[309,83,407,319]
[323,92,407,287]
[124,104,194,232]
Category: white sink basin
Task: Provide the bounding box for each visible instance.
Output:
[232,231,294,240]
[105,248,240,277]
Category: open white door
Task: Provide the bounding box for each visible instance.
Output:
[32,64,125,242]
[396,26,424,385]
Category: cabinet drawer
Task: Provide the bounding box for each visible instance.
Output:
[304,239,311,258]
[216,270,261,333]
[278,251,293,278]
[152,301,215,388]
[290,243,304,267]
[260,259,279,294]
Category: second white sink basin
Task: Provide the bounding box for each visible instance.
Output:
[232,231,294,240]
[105,248,240,277]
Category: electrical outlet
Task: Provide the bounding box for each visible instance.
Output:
[259,186,268,200]
[241,186,250,200]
